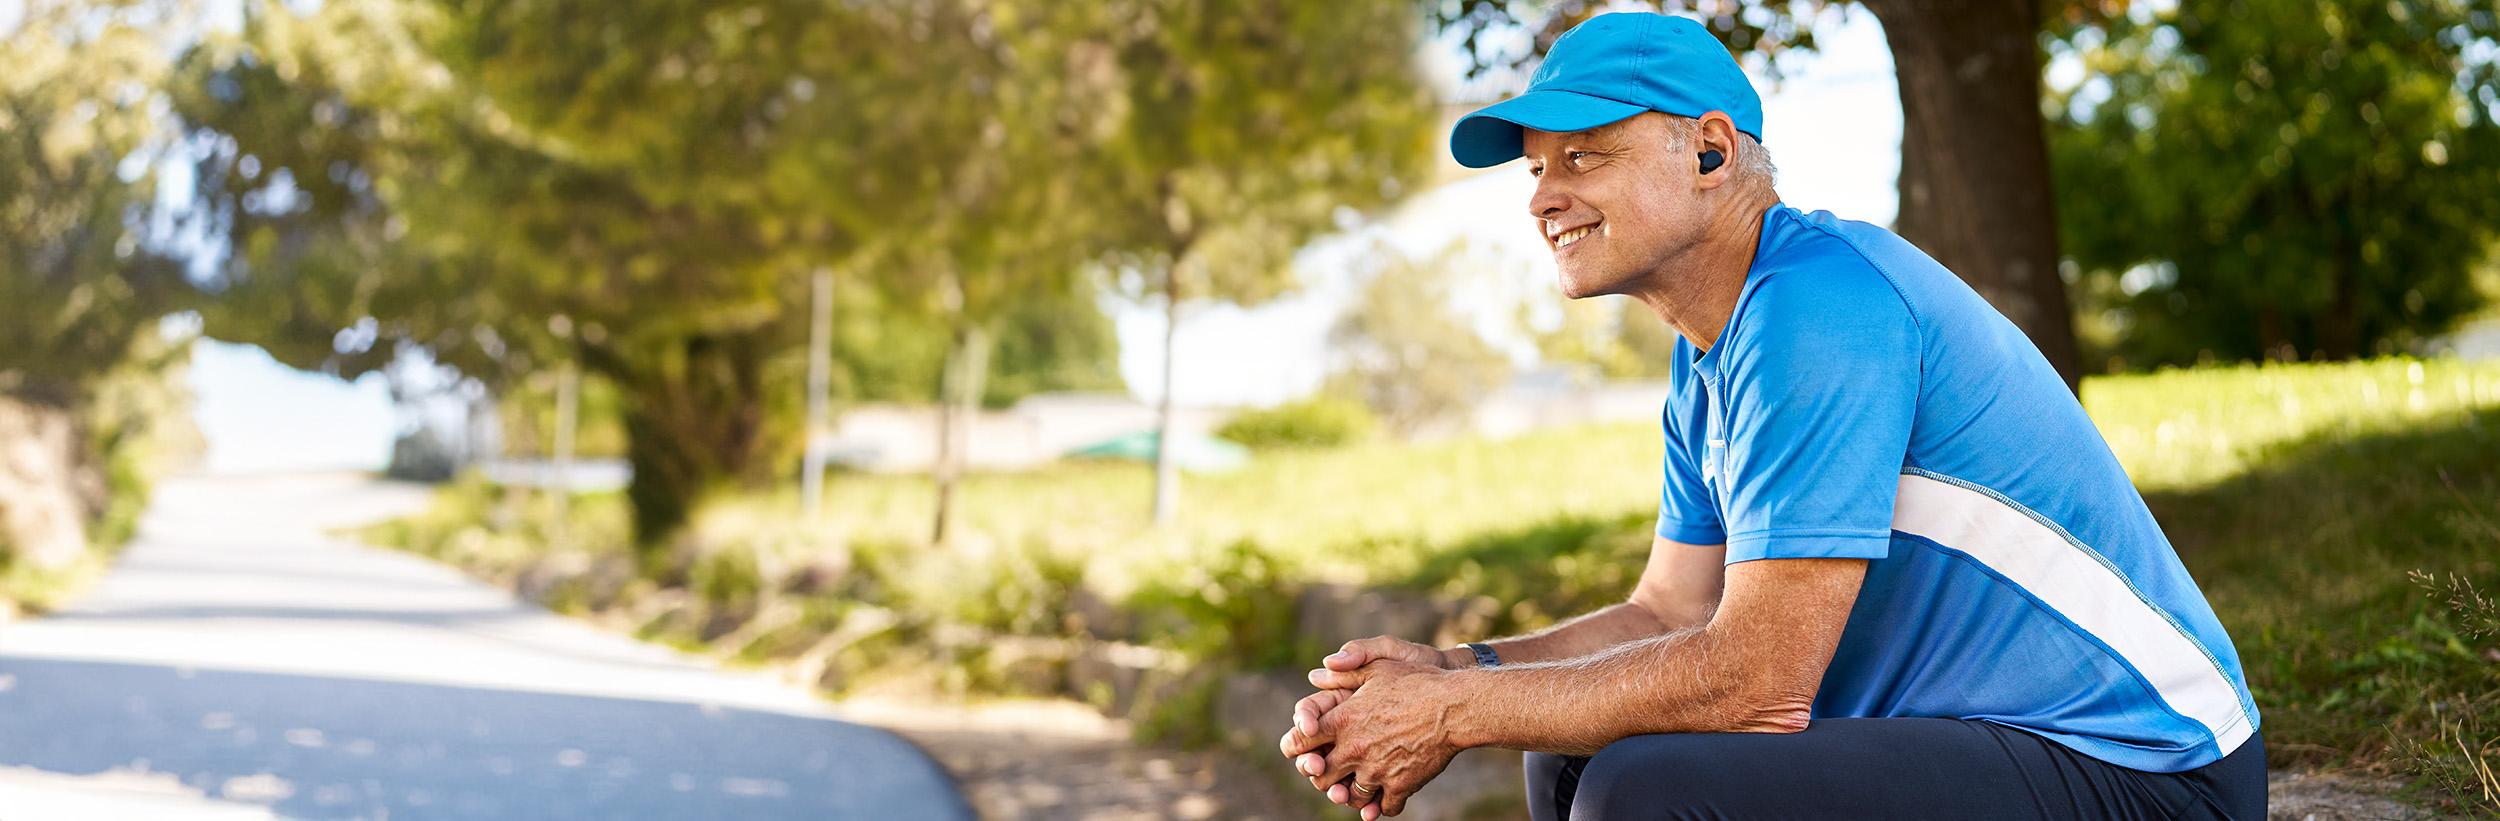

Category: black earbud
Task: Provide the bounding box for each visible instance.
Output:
[1698,149,1725,175]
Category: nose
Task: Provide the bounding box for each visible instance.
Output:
[1527,175,1570,223]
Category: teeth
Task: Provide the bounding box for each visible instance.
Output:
[1555,226,1594,247]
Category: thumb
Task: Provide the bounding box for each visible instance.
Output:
[1328,635,1434,672]
[1324,642,1370,672]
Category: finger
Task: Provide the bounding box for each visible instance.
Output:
[1323,639,1369,672]
[1326,780,1350,805]
[1313,700,1347,746]
[1338,776,1380,811]
[1362,805,1381,821]
[1328,635,1432,672]
[1317,743,1363,788]
[1302,742,1337,790]
[1290,690,1350,755]
[1308,665,1371,690]
[1294,689,1351,740]
[1282,721,1330,759]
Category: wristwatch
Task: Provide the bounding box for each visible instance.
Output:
[1465,642,1502,668]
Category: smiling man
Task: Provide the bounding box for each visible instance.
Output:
[1276,12,2266,821]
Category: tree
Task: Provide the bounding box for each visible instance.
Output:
[1,0,199,571]
[2049,0,2500,365]
[1433,0,2087,390]
[2,0,194,407]
[1533,296,1684,380]
[173,0,776,548]
[173,0,1135,552]
[1330,242,1515,435]
[1069,0,1439,523]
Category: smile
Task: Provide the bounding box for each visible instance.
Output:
[1555,225,1596,248]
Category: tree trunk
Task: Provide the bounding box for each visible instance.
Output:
[931,322,989,546]
[2322,249,2359,360]
[800,268,835,521]
[587,331,768,556]
[1863,0,2083,392]
[1151,259,1183,526]
[550,357,578,548]
[2257,302,2289,360]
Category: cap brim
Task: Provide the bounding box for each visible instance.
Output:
[1449,90,1650,169]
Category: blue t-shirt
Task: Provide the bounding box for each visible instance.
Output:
[1655,203,2258,773]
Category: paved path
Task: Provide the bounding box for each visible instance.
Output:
[0,473,970,821]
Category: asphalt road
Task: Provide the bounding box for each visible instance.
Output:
[0,473,970,821]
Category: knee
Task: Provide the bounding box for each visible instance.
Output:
[1569,736,1727,820]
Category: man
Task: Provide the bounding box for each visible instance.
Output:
[1276,12,2265,820]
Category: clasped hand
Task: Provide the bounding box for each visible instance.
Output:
[1276,636,1465,820]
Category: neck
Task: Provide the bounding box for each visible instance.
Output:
[1630,189,1778,353]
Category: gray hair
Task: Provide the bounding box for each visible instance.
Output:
[1658,113,1777,193]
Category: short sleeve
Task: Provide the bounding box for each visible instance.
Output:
[1656,387,1725,544]
[1717,264,1921,564]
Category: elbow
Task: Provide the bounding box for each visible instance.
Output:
[1706,682,1816,735]
[1735,699,1814,734]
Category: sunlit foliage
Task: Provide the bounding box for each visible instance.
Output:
[1,0,194,404]
[2052,0,2500,366]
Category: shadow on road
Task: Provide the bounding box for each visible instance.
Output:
[0,656,971,821]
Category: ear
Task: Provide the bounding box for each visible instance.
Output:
[1694,112,1742,192]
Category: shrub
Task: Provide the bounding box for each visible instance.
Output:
[1216,396,1377,450]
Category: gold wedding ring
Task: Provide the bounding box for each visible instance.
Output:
[1352,783,1379,796]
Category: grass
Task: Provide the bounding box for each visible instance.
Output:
[2081,359,2500,813]
[2140,400,2500,813]
[2083,357,2500,492]
[767,420,1664,594]
[366,355,2500,813]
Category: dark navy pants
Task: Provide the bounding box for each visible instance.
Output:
[1524,718,2265,821]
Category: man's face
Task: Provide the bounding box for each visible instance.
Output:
[1522,113,1702,299]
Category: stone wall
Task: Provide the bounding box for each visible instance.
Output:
[1020,581,1533,818]
[0,396,99,570]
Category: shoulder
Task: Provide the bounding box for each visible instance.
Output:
[1725,207,1923,365]
[1741,206,1923,329]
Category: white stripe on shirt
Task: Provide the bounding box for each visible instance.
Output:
[1892,471,2255,755]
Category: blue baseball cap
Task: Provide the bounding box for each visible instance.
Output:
[1450,13,1764,168]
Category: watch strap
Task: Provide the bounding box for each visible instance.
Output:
[1465,642,1502,668]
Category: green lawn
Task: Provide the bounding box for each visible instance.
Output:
[727,418,1662,593]
[2089,359,2500,813]
[374,356,2500,812]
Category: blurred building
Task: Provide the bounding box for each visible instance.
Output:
[820,379,1677,474]
[1469,373,1674,440]
[819,393,1229,473]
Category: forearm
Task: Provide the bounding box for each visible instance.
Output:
[1424,559,1864,756]
[1444,602,1682,669]
[1440,535,1724,669]
[1441,624,1814,756]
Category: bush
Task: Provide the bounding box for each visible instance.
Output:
[1216,396,1377,450]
